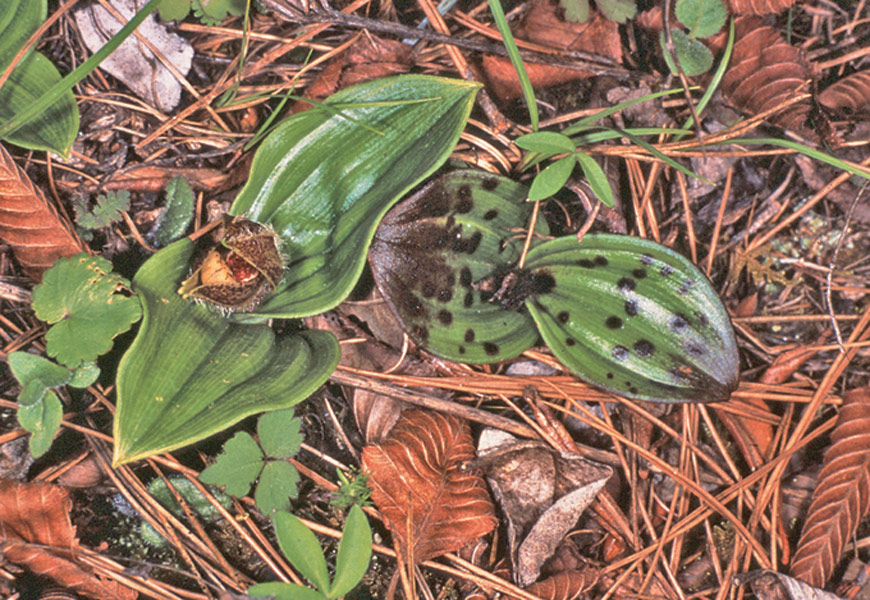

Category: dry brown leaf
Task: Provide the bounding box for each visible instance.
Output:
[292,34,412,113]
[513,569,599,600]
[101,164,232,193]
[361,410,497,563]
[818,70,870,117]
[721,17,815,139]
[478,0,621,102]
[790,387,870,587]
[727,0,796,15]
[0,479,136,600]
[0,145,86,279]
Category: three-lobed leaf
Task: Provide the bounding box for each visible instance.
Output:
[199,432,264,497]
[257,408,302,458]
[32,254,142,367]
[255,460,299,515]
[228,75,481,320]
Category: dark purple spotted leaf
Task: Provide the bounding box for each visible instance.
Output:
[369,170,547,363]
[521,235,739,402]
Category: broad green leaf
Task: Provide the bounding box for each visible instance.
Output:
[32,254,142,368]
[596,0,637,23]
[157,0,191,21]
[676,0,727,38]
[575,152,614,207]
[662,30,714,77]
[153,176,195,247]
[199,432,264,497]
[229,76,480,320]
[529,155,575,201]
[522,234,739,402]
[369,170,546,363]
[0,52,78,156]
[258,409,302,459]
[0,0,77,155]
[112,240,340,465]
[272,511,331,594]
[18,390,63,457]
[249,582,326,600]
[330,504,372,598]
[7,352,71,405]
[69,362,100,388]
[515,131,576,155]
[255,460,299,515]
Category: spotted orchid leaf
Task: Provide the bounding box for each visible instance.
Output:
[369,170,547,363]
[520,235,739,402]
[228,75,481,321]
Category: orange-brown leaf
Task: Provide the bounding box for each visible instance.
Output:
[514,569,599,600]
[0,145,86,279]
[727,0,795,15]
[818,70,870,117]
[721,17,815,139]
[362,410,497,563]
[0,479,136,600]
[790,387,870,587]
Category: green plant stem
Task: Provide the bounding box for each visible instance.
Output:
[0,0,165,141]
[487,0,538,130]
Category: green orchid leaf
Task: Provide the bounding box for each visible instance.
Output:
[330,504,372,598]
[521,234,739,402]
[32,254,142,368]
[369,170,546,363]
[272,511,331,594]
[529,155,575,201]
[249,582,326,600]
[112,240,340,465]
[575,152,614,207]
[0,0,78,156]
[229,75,481,320]
[257,408,302,459]
[18,390,63,457]
[199,431,264,497]
[255,460,299,515]
[7,351,71,405]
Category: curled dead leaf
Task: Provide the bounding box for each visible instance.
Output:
[0,145,87,279]
[726,0,796,15]
[818,70,870,117]
[721,17,815,139]
[790,387,870,587]
[362,410,497,564]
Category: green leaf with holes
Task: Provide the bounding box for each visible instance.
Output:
[521,234,738,402]
[0,0,79,156]
[228,75,481,321]
[369,170,547,363]
[113,240,340,465]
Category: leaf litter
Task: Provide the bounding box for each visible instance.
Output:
[0,0,869,599]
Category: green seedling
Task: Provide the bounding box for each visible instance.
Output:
[199,409,303,515]
[661,0,728,76]
[73,190,131,233]
[249,505,373,600]
[331,468,372,511]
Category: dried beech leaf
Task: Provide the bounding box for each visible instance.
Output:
[513,569,600,600]
[0,479,136,600]
[818,70,870,117]
[790,387,870,587]
[721,17,815,139]
[477,429,612,586]
[362,410,497,563]
[736,569,844,600]
[0,144,86,279]
[726,0,795,15]
[478,1,621,101]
